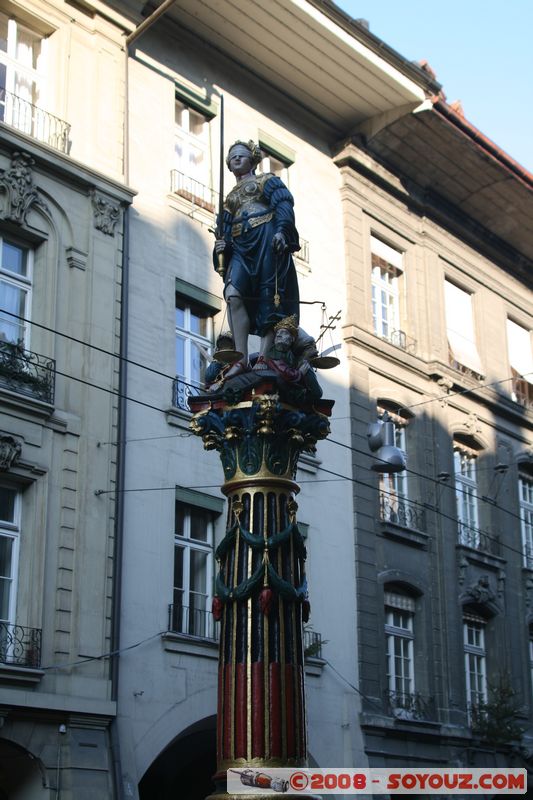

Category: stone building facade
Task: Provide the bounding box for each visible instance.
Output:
[0,0,133,796]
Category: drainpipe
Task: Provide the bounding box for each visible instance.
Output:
[110,3,178,798]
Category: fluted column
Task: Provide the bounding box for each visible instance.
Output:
[189,384,332,799]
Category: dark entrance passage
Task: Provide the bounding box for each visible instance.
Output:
[139,716,217,800]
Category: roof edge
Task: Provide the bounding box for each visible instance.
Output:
[307,0,442,95]
[433,98,533,189]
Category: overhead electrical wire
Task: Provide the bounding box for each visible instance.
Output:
[2,307,531,531]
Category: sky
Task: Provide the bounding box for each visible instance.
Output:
[336,0,533,173]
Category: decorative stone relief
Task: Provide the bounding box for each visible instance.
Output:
[458,556,469,588]
[437,376,453,407]
[497,569,506,601]
[465,412,482,436]
[66,246,88,270]
[90,189,121,236]
[0,434,22,471]
[525,577,533,611]
[0,151,48,225]
[460,574,498,612]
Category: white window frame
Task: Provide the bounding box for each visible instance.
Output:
[507,319,533,407]
[258,147,290,184]
[173,503,214,639]
[385,600,415,701]
[175,295,213,409]
[519,472,533,569]
[371,237,403,342]
[0,14,47,131]
[378,409,408,502]
[464,616,487,712]
[0,485,21,628]
[0,237,33,347]
[444,280,483,377]
[454,446,479,548]
[174,99,211,190]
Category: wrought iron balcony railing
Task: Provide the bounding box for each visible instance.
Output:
[303,628,322,659]
[170,170,218,213]
[0,340,55,403]
[384,690,436,721]
[389,329,417,355]
[168,603,219,642]
[379,491,426,533]
[458,523,501,557]
[0,89,71,154]
[0,622,42,668]
[173,376,202,412]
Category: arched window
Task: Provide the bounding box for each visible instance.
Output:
[384,586,416,713]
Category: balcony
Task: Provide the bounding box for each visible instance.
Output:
[384,690,436,722]
[511,369,533,410]
[170,170,218,213]
[389,329,417,355]
[0,622,42,668]
[458,523,501,557]
[168,603,219,642]
[0,340,55,404]
[0,90,70,155]
[379,491,426,534]
[172,376,202,412]
[303,628,323,659]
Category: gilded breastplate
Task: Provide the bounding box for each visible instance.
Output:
[225,173,273,218]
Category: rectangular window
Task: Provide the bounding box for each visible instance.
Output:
[444,280,483,377]
[507,319,533,408]
[385,603,414,701]
[0,237,32,345]
[464,617,487,711]
[0,13,47,135]
[520,472,533,569]
[455,447,479,548]
[174,294,213,410]
[172,502,214,639]
[258,146,290,183]
[371,236,403,343]
[0,486,20,626]
[172,99,214,210]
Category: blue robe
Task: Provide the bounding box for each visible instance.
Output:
[214,174,300,336]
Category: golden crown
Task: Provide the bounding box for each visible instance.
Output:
[274,315,299,336]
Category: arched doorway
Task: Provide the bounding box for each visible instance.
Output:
[0,738,50,799]
[139,716,216,800]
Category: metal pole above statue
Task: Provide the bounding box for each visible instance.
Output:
[189,135,335,800]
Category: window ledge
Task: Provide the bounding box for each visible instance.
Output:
[167,192,215,229]
[0,385,54,420]
[0,663,44,685]
[380,522,429,549]
[456,543,506,569]
[360,711,441,735]
[297,452,322,475]
[162,631,218,660]
[166,405,193,429]
[304,656,326,676]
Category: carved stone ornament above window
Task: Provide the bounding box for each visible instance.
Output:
[90,190,121,236]
[0,434,22,471]
[0,152,48,225]
[460,574,499,613]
